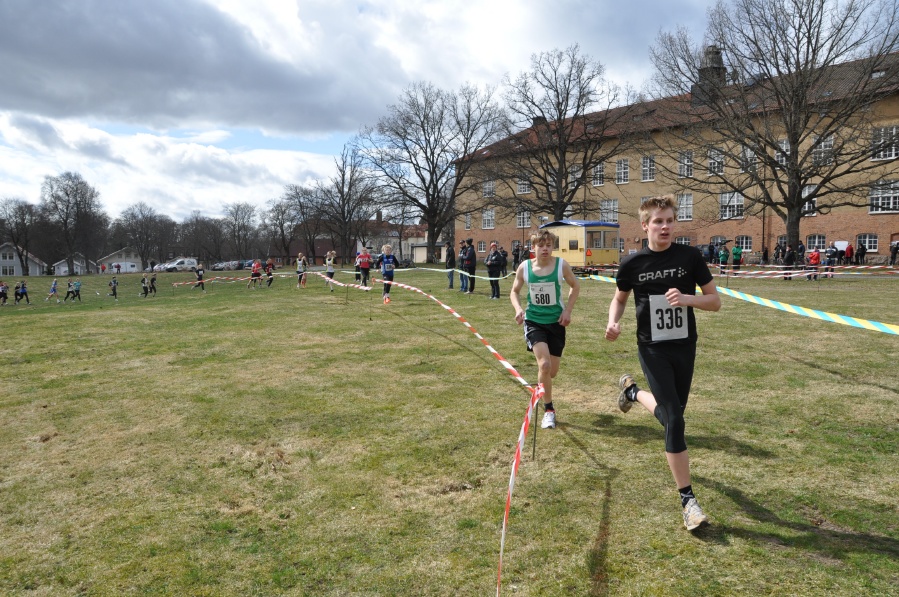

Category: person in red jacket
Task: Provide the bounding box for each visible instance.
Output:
[806,247,821,280]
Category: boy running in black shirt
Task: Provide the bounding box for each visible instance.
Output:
[605,195,720,531]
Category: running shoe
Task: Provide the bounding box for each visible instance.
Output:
[618,373,637,413]
[541,410,556,429]
[682,498,709,531]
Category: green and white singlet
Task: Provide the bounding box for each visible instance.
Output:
[524,257,564,324]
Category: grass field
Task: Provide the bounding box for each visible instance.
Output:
[1,268,897,596]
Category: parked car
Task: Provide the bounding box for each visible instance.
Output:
[165,258,198,272]
[211,262,226,271]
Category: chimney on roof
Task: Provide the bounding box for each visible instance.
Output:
[532,116,547,127]
[691,45,727,107]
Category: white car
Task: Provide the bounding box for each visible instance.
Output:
[165,258,198,272]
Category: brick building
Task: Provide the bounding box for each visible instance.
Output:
[456,50,899,264]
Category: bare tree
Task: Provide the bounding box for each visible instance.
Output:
[357,81,506,259]
[493,44,635,221]
[223,202,257,260]
[152,215,178,266]
[40,172,107,275]
[118,202,158,270]
[0,197,38,275]
[283,183,326,264]
[649,0,899,246]
[264,198,300,261]
[317,145,379,263]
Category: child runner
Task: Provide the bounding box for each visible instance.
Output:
[108,276,118,300]
[265,259,275,287]
[509,229,580,429]
[605,195,721,531]
[296,252,308,288]
[356,247,372,287]
[377,244,400,304]
[73,278,82,302]
[149,272,157,296]
[63,279,76,302]
[19,280,30,304]
[140,274,150,297]
[325,251,336,292]
[46,278,60,303]
[247,259,262,289]
[194,264,205,292]
[0,280,8,305]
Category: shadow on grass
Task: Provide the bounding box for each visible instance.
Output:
[584,416,775,458]
[694,476,899,560]
[558,425,620,597]
[791,355,899,396]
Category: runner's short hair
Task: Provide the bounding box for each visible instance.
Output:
[639,195,677,224]
[530,230,557,246]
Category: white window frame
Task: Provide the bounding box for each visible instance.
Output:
[481,208,495,230]
[641,155,655,182]
[516,209,530,228]
[857,233,878,252]
[719,192,744,220]
[708,147,724,175]
[477,241,487,253]
[675,237,692,245]
[740,146,757,173]
[678,151,693,178]
[569,164,582,185]
[599,199,618,223]
[869,180,899,213]
[482,179,495,198]
[812,135,834,166]
[592,163,604,186]
[872,125,899,160]
[806,234,826,251]
[464,213,471,230]
[517,176,531,194]
[676,193,693,221]
[802,185,818,217]
[776,139,789,167]
[616,159,629,184]
[735,235,753,251]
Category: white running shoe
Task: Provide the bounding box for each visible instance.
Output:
[540,410,556,429]
[618,374,637,413]
[682,498,709,531]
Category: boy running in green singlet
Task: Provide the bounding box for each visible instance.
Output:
[510,229,580,429]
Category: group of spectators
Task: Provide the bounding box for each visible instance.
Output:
[444,238,511,298]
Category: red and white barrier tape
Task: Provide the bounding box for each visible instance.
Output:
[315,271,543,595]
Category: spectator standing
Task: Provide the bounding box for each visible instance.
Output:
[485,242,504,299]
[463,238,477,294]
[761,246,769,265]
[718,244,729,274]
[458,240,468,293]
[500,246,509,277]
[796,241,806,265]
[806,247,820,280]
[783,245,796,280]
[890,241,898,266]
[731,244,743,274]
[707,241,716,264]
[443,242,455,289]
[824,242,838,278]
[773,243,783,264]
[857,242,867,265]
[844,243,854,266]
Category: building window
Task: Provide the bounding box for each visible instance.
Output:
[482,179,495,198]
[675,236,692,245]
[708,147,724,175]
[872,126,898,160]
[870,180,899,213]
[600,199,618,223]
[517,176,531,194]
[857,233,878,252]
[776,139,789,167]
[807,234,826,250]
[569,164,582,185]
[641,155,655,181]
[616,158,629,184]
[516,209,530,228]
[812,135,834,166]
[1,266,14,276]
[618,238,625,252]
[0,252,14,261]
[592,163,604,186]
[777,235,787,247]
[719,192,744,220]
[678,151,693,178]
[802,185,817,216]
[482,209,495,230]
[676,193,693,221]
[740,147,757,173]
[464,214,471,230]
[735,235,753,251]
[477,241,487,253]
[711,235,727,246]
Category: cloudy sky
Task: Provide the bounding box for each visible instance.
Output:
[0,0,712,221]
